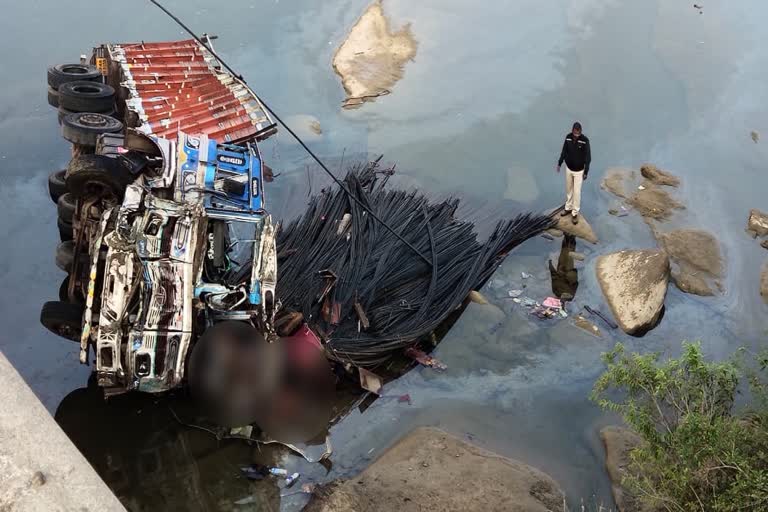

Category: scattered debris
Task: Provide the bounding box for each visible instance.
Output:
[405,347,447,371]
[286,472,301,487]
[573,315,602,338]
[512,297,538,308]
[521,272,532,279]
[637,185,646,191]
[608,208,618,216]
[302,483,316,493]
[507,289,524,298]
[542,297,562,309]
[693,3,703,14]
[354,301,370,330]
[336,213,352,235]
[240,465,267,481]
[751,131,760,143]
[584,305,618,329]
[309,120,322,135]
[398,394,412,405]
[230,425,254,438]
[468,290,489,305]
[359,368,384,395]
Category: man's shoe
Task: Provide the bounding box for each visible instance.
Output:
[561,210,572,217]
[572,214,579,225]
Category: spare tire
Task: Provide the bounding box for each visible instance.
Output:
[57,193,76,222]
[47,64,100,90]
[40,301,84,342]
[61,113,123,146]
[48,170,68,203]
[55,241,75,272]
[58,81,115,113]
[66,153,132,199]
[47,87,59,108]
[57,106,116,126]
[58,217,74,242]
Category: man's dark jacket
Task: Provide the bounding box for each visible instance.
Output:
[558,133,591,176]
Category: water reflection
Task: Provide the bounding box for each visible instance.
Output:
[549,235,579,304]
[55,381,284,511]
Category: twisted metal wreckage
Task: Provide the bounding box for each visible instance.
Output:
[42,27,555,432]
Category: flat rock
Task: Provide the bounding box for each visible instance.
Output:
[627,185,684,222]
[305,427,564,512]
[554,214,598,244]
[333,1,417,109]
[639,164,680,187]
[657,229,724,296]
[747,209,768,238]
[596,250,669,334]
[601,168,632,198]
[600,426,644,512]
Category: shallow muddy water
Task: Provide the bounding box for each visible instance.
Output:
[1,0,767,509]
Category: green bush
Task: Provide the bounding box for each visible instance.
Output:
[591,342,768,511]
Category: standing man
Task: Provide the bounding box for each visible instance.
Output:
[557,122,591,224]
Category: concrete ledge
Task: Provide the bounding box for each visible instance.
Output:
[0,351,125,511]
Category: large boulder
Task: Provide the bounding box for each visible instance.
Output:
[596,250,670,334]
[305,427,564,512]
[600,426,644,512]
[639,164,680,187]
[747,209,768,238]
[657,229,724,296]
[553,213,598,244]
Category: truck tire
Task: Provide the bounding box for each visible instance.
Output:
[47,64,100,90]
[57,193,76,223]
[48,170,68,203]
[61,113,122,146]
[59,276,85,304]
[57,106,116,126]
[66,153,131,199]
[55,241,75,272]
[58,217,74,241]
[47,87,59,108]
[40,301,84,342]
[58,81,115,113]
[188,321,283,427]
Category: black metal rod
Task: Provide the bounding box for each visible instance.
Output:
[147,0,432,266]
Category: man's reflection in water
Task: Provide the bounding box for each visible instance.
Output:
[549,235,579,304]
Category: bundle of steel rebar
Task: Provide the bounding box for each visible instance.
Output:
[275,160,556,367]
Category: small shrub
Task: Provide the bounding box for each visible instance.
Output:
[591,342,768,511]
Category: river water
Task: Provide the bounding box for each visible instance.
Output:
[1,0,767,509]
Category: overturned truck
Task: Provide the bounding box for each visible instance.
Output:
[42,37,555,431]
